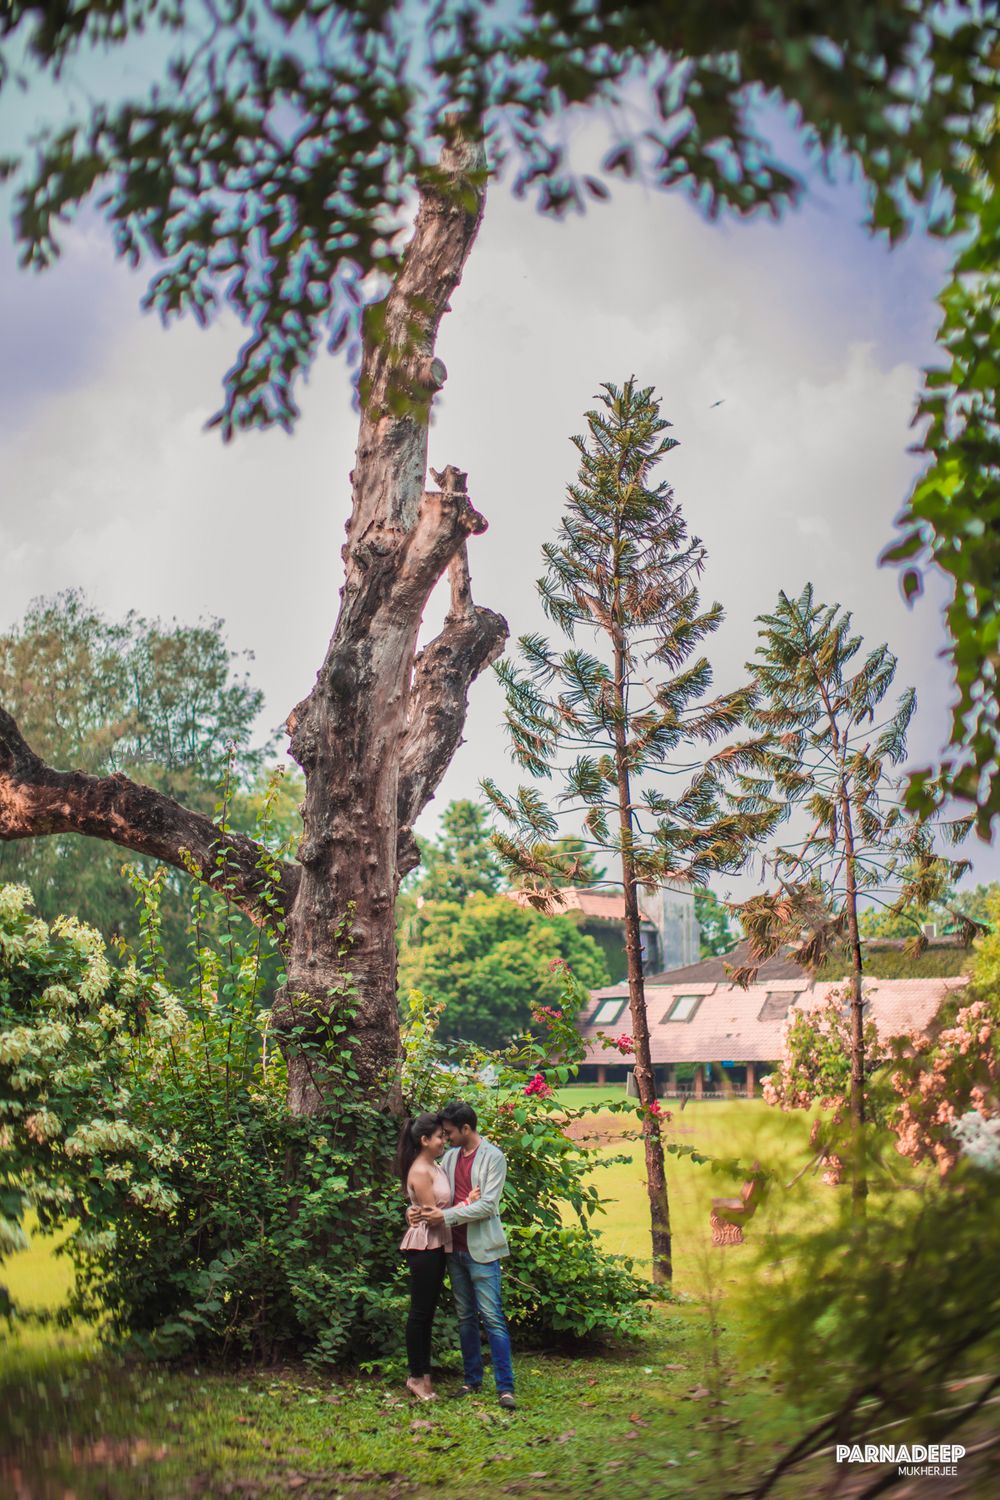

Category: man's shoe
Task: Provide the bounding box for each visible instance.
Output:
[451,1383,481,1398]
[498,1392,517,1411]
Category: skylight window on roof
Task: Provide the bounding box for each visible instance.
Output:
[589,998,627,1027]
[758,991,799,1022]
[663,994,702,1022]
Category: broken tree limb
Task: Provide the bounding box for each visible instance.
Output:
[0,705,298,929]
[397,542,508,875]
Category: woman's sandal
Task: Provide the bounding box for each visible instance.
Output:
[405,1378,438,1402]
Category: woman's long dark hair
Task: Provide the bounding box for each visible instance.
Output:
[394,1112,443,1191]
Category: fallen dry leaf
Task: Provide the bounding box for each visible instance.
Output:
[687,1385,711,1400]
[410,1418,434,1432]
[556,1430,576,1444]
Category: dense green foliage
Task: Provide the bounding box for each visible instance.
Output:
[816,946,972,981]
[397,892,609,1050]
[2,4,994,432]
[1,877,650,1360]
[0,590,273,979]
[694,888,738,958]
[746,1158,1000,1485]
[886,156,1000,837]
[406,800,504,906]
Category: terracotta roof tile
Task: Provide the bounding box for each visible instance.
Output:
[578,974,968,1065]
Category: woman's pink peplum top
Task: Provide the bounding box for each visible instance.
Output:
[400,1161,453,1251]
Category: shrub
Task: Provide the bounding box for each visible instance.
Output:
[1,873,653,1361]
[742,1157,1000,1484]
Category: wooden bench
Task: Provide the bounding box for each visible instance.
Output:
[710,1164,764,1246]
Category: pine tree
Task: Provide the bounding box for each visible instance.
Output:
[484,378,771,1283]
[731,586,972,1211]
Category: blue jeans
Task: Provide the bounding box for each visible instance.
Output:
[448,1249,514,1394]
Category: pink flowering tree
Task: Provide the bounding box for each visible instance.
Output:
[761,906,1000,1182]
[886,994,1000,1177]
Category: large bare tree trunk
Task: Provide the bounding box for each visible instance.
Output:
[0,135,507,1117]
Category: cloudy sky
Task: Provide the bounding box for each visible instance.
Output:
[1,76,993,890]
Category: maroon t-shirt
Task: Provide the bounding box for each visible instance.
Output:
[450,1147,479,1253]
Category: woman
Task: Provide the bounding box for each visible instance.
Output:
[396,1112,467,1400]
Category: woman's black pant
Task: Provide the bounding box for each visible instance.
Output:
[405,1247,447,1378]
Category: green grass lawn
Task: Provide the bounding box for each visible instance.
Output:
[0,1101,829,1500]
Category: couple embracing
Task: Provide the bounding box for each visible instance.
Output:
[395,1100,516,1409]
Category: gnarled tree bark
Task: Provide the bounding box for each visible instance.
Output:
[0,135,507,1116]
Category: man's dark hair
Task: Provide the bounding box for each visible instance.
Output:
[442,1100,477,1131]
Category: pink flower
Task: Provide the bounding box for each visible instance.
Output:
[547,958,569,973]
[613,1033,634,1055]
[531,1004,563,1023]
[524,1073,553,1100]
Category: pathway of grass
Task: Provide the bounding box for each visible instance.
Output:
[2,1306,803,1500]
[1,1099,822,1499]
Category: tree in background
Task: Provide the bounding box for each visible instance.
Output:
[407,799,504,905]
[396,799,609,1044]
[694,887,738,958]
[858,877,999,940]
[2,7,996,1119]
[486,380,770,1282]
[730,586,972,1212]
[0,590,270,973]
[397,892,609,1050]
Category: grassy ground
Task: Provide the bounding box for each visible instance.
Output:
[0,1102,854,1499]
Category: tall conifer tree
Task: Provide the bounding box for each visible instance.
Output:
[485,379,769,1283]
[731,586,972,1210]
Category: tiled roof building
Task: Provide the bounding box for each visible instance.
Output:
[577,940,971,1097]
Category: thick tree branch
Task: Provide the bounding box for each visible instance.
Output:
[397,543,508,876]
[0,706,299,931]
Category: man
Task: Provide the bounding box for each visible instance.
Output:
[409,1099,516,1409]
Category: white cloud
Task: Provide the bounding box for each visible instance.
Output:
[1,149,989,883]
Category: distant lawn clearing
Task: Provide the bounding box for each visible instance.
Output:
[1,1097,838,1498]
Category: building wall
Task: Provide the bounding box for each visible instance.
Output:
[580,921,660,983]
[656,884,701,972]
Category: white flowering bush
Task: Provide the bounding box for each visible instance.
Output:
[0,874,414,1358]
[0,884,183,1321]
